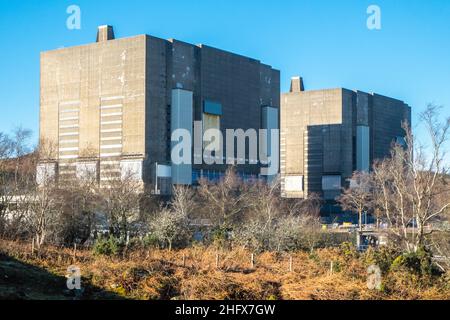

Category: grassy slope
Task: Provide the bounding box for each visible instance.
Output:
[0,254,72,300]
[0,240,449,300]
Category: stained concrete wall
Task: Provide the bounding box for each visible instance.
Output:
[281,88,347,198]
[40,35,147,162]
[40,27,280,189]
[281,86,411,200]
[144,35,169,184]
[371,94,411,161]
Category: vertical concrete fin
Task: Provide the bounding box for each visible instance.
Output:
[290,76,304,92]
[96,25,115,42]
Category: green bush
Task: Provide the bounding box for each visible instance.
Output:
[390,246,435,276]
[93,236,126,257]
[211,226,232,248]
[364,246,400,274]
[142,234,160,248]
[340,241,359,258]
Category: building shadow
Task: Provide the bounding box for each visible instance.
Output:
[0,253,124,300]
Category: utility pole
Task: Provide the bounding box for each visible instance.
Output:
[154,162,158,195]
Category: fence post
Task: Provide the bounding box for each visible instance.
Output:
[330,261,334,275]
[215,253,219,269]
[289,255,293,272]
[31,237,35,256]
[251,253,255,269]
[73,243,77,261]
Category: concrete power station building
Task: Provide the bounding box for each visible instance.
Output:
[38,25,411,203]
[38,26,280,193]
[280,77,411,201]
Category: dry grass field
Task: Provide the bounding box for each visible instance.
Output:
[1,240,449,300]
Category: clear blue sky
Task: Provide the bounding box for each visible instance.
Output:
[1,0,449,144]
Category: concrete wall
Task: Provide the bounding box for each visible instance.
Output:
[281,85,411,200]
[40,27,280,189]
[371,94,411,161]
[40,35,147,183]
[281,88,346,198]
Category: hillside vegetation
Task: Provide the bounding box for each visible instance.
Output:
[1,240,449,300]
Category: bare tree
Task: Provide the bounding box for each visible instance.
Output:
[10,127,33,187]
[149,206,192,251]
[2,151,39,239]
[98,168,144,238]
[234,179,281,251]
[430,229,450,272]
[248,179,281,235]
[0,132,12,159]
[286,192,322,217]
[0,132,13,235]
[272,215,303,252]
[55,172,100,245]
[373,104,450,252]
[25,161,59,247]
[197,167,251,229]
[283,194,323,252]
[0,128,35,238]
[338,171,373,231]
[171,184,196,218]
[235,181,324,252]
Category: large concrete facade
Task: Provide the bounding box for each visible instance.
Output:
[280,77,411,200]
[39,26,280,193]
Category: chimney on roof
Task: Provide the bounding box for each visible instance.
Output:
[96,25,115,42]
[290,76,304,92]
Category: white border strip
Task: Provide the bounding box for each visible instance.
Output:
[59,132,79,137]
[100,144,123,149]
[59,155,79,160]
[101,129,122,133]
[100,152,121,157]
[100,104,123,109]
[60,124,79,129]
[101,112,123,117]
[101,137,122,141]
[101,96,124,101]
[101,120,122,125]
[59,139,79,144]
[60,116,79,121]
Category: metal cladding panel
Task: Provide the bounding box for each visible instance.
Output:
[120,159,143,181]
[262,106,279,156]
[157,164,172,178]
[36,163,57,185]
[76,162,97,180]
[356,125,370,172]
[171,89,193,185]
[203,113,220,132]
[203,101,223,116]
[285,176,304,192]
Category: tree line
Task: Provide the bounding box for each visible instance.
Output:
[0,130,327,252]
[0,105,449,269]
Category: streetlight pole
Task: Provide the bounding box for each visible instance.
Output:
[155,162,158,195]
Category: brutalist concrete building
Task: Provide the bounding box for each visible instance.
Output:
[39,26,280,193]
[280,77,411,200]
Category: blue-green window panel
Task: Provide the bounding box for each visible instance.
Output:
[203,101,223,116]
